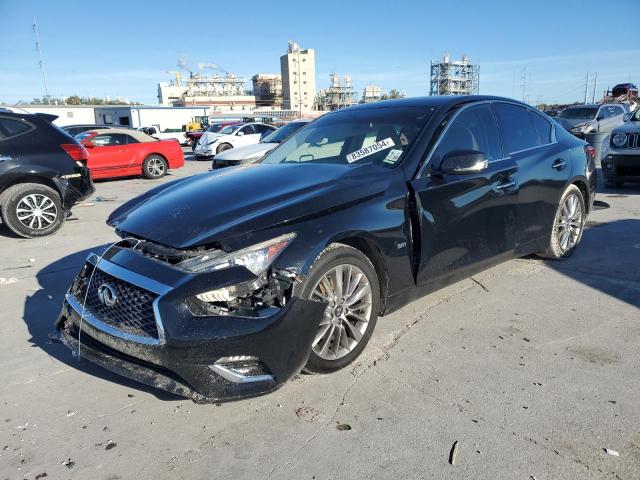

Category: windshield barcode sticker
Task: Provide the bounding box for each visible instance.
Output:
[346,137,395,163]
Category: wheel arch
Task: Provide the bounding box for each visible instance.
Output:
[569,176,590,214]
[0,174,61,202]
[325,232,390,316]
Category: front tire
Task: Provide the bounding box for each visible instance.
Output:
[538,184,585,259]
[0,183,65,238]
[216,143,233,154]
[142,155,167,179]
[296,244,380,374]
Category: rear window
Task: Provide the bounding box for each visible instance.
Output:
[0,117,34,140]
[494,103,539,153]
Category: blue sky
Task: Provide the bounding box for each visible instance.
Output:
[1,0,638,105]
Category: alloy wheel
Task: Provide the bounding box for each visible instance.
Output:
[147,157,165,177]
[15,193,58,230]
[310,264,373,360]
[556,193,583,253]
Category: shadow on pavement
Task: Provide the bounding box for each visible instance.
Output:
[545,218,640,309]
[22,244,182,402]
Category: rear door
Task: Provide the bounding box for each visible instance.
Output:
[410,102,519,288]
[493,102,570,252]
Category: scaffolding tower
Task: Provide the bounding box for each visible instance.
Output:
[429,54,480,96]
[315,73,359,111]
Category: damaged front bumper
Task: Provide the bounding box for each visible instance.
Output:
[55,246,326,403]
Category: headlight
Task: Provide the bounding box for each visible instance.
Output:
[179,233,296,275]
[612,133,628,148]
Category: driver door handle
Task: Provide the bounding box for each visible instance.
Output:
[496,179,516,190]
[552,159,566,170]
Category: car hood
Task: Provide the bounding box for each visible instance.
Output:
[611,121,639,134]
[556,117,592,130]
[199,132,225,144]
[107,163,392,249]
[215,142,277,161]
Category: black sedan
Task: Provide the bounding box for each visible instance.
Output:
[55,96,596,402]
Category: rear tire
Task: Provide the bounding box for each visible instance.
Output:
[216,143,233,154]
[538,184,585,259]
[142,155,167,179]
[295,244,380,374]
[0,183,65,238]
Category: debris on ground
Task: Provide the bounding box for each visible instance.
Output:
[35,473,48,479]
[295,407,328,423]
[449,441,459,465]
[604,448,619,456]
[0,277,19,286]
[336,423,352,431]
[105,441,117,451]
[62,459,76,469]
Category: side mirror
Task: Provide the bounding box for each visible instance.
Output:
[440,150,488,175]
[237,131,245,136]
[596,115,605,121]
[623,112,632,122]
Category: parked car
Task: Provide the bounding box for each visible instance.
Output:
[184,122,240,150]
[135,127,186,145]
[213,119,311,168]
[0,109,94,238]
[55,96,596,402]
[76,128,184,180]
[61,124,120,137]
[601,109,640,187]
[193,122,277,159]
[555,103,629,137]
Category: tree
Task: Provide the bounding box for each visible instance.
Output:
[65,95,82,105]
[389,89,402,99]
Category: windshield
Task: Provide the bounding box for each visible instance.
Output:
[557,107,598,120]
[207,123,230,133]
[219,125,240,135]
[261,121,308,143]
[261,107,431,168]
[632,109,640,121]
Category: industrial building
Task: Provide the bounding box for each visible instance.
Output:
[362,86,384,103]
[315,73,358,111]
[157,71,256,111]
[252,74,283,108]
[429,54,480,96]
[280,42,316,112]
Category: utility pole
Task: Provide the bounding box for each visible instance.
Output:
[591,72,598,103]
[33,17,50,104]
[584,72,589,104]
[520,66,527,103]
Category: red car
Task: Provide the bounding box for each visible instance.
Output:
[76,128,185,180]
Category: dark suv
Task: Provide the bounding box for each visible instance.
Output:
[0,109,94,238]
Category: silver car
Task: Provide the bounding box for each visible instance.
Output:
[212,119,312,168]
[601,109,639,187]
[555,103,629,137]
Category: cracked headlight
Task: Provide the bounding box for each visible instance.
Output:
[612,133,628,148]
[179,233,296,275]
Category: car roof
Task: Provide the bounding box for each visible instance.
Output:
[87,128,156,142]
[338,95,532,113]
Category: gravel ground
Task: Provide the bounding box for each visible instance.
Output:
[0,155,638,480]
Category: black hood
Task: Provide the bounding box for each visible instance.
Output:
[108,163,394,249]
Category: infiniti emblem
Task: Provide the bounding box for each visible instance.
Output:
[97,283,118,307]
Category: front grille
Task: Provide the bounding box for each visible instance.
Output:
[626,133,640,149]
[617,165,640,176]
[75,267,159,340]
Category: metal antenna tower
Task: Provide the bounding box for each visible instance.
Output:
[33,17,50,104]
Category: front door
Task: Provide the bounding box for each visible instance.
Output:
[410,103,519,289]
[86,133,129,176]
[234,124,260,147]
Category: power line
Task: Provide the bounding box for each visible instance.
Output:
[32,17,50,104]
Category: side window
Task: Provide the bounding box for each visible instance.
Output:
[0,117,33,140]
[240,125,255,135]
[92,134,127,146]
[125,135,139,144]
[494,103,539,153]
[434,104,502,165]
[529,110,553,144]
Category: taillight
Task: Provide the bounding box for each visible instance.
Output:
[60,143,88,161]
[584,145,596,162]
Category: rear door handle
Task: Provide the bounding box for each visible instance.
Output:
[552,159,566,170]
